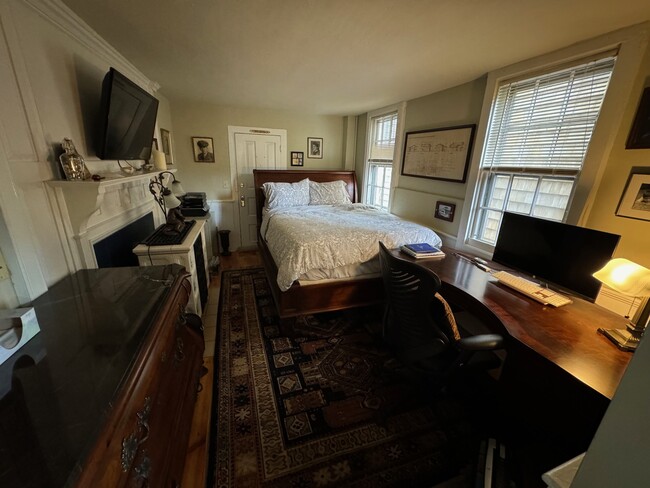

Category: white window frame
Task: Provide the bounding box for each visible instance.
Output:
[363,102,406,211]
[456,26,648,256]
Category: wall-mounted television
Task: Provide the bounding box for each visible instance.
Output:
[96,68,159,161]
[492,212,621,302]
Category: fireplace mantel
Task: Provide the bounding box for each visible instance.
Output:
[46,169,175,271]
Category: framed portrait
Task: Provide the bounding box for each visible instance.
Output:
[401,125,475,182]
[307,137,323,159]
[626,87,650,149]
[434,201,456,222]
[616,170,650,221]
[160,128,174,165]
[290,151,304,167]
[192,136,215,163]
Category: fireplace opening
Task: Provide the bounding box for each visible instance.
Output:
[94,213,155,268]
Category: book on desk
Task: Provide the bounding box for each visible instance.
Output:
[400,243,445,259]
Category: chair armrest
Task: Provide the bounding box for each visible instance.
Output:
[457,334,504,351]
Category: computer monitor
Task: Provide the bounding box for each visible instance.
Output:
[492,212,621,302]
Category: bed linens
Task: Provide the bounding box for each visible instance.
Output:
[261,203,442,291]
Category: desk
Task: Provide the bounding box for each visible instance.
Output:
[395,247,631,400]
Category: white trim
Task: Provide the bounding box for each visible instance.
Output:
[362,101,406,209]
[456,23,649,253]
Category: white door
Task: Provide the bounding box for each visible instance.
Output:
[233,132,285,249]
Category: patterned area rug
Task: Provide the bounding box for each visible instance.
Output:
[209,268,476,488]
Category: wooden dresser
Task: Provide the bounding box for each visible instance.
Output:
[0,265,204,487]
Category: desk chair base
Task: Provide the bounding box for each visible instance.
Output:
[598,327,640,352]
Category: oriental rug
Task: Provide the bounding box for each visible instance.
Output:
[208,268,476,488]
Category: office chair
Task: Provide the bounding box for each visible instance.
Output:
[377,241,504,391]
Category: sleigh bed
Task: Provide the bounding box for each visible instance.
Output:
[253,169,442,320]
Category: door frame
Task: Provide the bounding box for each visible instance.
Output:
[227,126,288,249]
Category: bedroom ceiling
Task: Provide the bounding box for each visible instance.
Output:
[61,0,650,115]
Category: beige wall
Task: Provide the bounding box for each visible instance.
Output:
[165,100,346,201]
[585,45,650,268]
[355,78,486,240]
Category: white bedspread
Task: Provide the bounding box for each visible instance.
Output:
[261,204,442,291]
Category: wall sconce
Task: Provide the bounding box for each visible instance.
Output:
[593,258,650,351]
[149,172,186,234]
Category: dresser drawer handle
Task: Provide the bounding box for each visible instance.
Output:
[120,396,152,472]
[175,337,185,362]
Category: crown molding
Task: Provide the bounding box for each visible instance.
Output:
[21,0,160,93]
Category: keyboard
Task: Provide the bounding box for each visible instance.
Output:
[142,220,195,246]
[491,270,573,307]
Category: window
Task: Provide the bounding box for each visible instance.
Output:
[469,54,616,246]
[365,111,399,211]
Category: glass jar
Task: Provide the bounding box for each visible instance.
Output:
[59,138,90,181]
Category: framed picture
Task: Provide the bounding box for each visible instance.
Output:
[401,125,475,182]
[434,201,456,222]
[160,128,174,165]
[626,87,650,149]
[192,136,215,163]
[616,170,650,221]
[307,137,323,159]
[290,151,304,166]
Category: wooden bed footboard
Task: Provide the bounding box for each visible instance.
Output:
[253,169,385,320]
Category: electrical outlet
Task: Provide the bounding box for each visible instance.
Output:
[0,250,10,281]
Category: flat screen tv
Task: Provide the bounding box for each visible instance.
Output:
[492,212,620,302]
[96,68,159,160]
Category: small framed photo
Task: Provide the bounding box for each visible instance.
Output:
[192,136,215,163]
[616,170,650,221]
[160,128,174,165]
[434,201,456,222]
[290,151,304,166]
[626,87,650,149]
[307,137,323,159]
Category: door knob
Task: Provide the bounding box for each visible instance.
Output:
[240,195,245,207]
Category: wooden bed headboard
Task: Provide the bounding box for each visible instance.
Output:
[252,169,358,227]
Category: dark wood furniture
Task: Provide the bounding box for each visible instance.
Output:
[397,248,633,486]
[0,265,204,488]
[253,169,385,319]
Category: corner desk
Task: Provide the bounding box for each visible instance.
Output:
[393,247,633,484]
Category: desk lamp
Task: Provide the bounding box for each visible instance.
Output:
[158,171,186,198]
[148,178,185,234]
[593,258,650,351]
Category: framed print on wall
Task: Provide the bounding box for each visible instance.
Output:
[307,137,323,159]
[160,128,174,165]
[626,87,650,149]
[290,151,304,166]
[434,201,456,222]
[616,170,650,221]
[401,125,475,182]
[192,136,215,162]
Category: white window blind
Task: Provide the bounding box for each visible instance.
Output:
[470,54,616,246]
[369,113,398,161]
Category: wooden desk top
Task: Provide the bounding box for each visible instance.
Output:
[393,248,632,400]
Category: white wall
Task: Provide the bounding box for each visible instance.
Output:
[0,0,168,303]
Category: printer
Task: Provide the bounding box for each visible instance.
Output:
[179,192,209,217]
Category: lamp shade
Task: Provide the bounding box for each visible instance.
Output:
[170,180,186,197]
[162,189,182,210]
[593,258,650,297]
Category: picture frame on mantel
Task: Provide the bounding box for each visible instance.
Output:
[160,128,174,165]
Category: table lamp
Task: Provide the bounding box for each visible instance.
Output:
[593,258,650,351]
[149,178,185,234]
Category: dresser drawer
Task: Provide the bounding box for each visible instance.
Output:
[73,273,202,487]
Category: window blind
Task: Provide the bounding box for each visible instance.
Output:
[369,113,398,161]
[482,56,616,172]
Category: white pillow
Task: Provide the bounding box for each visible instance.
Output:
[263,178,310,210]
[309,180,352,205]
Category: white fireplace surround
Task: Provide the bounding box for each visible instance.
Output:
[46,171,169,272]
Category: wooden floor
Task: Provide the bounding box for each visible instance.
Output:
[181,250,262,488]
